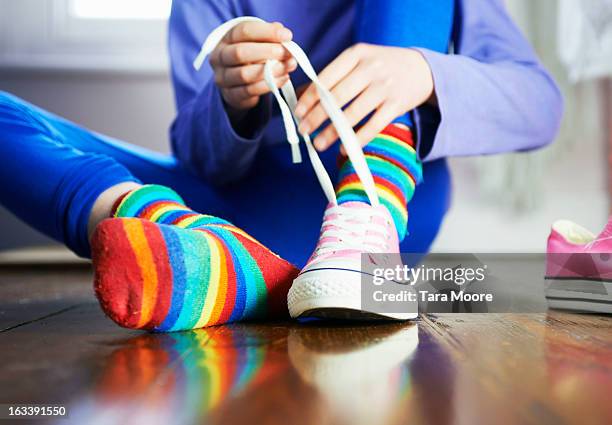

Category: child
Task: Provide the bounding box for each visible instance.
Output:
[0,0,562,330]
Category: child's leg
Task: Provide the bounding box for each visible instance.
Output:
[10,92,237,221]
[336,125,421,240]
[0,91,141,256]
[336,0,454,240]
[0,92,297,331]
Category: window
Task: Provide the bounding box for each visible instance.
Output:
[0,0,171,73]
[69,0,171,20]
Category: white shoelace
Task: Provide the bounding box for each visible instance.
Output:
[315,205,390,256]
[193,16,380,208]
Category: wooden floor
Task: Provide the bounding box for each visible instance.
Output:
[0,266,611,425]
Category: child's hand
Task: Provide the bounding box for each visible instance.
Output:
[209,21,297,114]
[294,44,435,152]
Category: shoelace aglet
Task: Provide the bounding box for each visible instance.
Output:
[193,50,206,71]
[291,143,302,163]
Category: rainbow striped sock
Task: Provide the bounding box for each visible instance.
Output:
[91,185,298,331]
[336,123,422,240]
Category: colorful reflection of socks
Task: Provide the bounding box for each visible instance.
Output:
[185,327,288,411]
[91,185,298,331]
[336,123,422,240]
[96,334,178,399]
[95,327,290,424]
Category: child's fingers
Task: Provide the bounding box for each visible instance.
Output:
[354,104,398,147]
[219,42,291,66]
[298,62,372,134]
[294,44,362,118]
[226,21,292,44]
[217,59,297,87]
[313,84,386,151]
[223,75,290,103]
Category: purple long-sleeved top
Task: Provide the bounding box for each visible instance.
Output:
[166,0,563,265]
[168,0,562,184]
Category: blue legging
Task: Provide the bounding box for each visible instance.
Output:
[0,0,453,266]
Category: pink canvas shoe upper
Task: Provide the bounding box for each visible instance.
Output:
[546,218,612,279]
[302,202,399,271]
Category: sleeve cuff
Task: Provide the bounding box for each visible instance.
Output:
[190,82,272,184]
[205,82,271,148]
[411,48,451,162]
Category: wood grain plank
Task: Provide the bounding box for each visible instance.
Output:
[0,265,93,332]
[420,313,612,425]
[0,266,610,425]
[0,303,78,332]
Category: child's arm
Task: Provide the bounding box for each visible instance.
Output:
[168,3,292,185]
[412,0,563,160]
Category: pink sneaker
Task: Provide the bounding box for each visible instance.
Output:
[287,202,416,320]
[546,219,612,314]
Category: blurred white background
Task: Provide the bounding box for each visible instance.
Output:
[0,0,610,255]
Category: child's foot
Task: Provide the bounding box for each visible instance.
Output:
[287,201,416,320]
[91,186,299,332]
[288,122,421,321]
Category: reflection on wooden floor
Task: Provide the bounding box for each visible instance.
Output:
[0,266,611,425]
[79,323,419,425]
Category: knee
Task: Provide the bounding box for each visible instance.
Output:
[0,91,18,109]
[0,91,54,136]
[0,91,29,118]
[0,90,24,106]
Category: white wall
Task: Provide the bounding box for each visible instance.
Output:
[433,138,608,252]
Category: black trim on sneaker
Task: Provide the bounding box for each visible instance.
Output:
[545,276,612,283]
[545,296,612,305]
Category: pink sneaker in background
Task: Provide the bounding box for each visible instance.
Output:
[287,202,416,320]
[545,219,612,314]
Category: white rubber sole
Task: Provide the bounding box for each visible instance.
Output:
[545,279,612,314]
[288,265,418,321]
